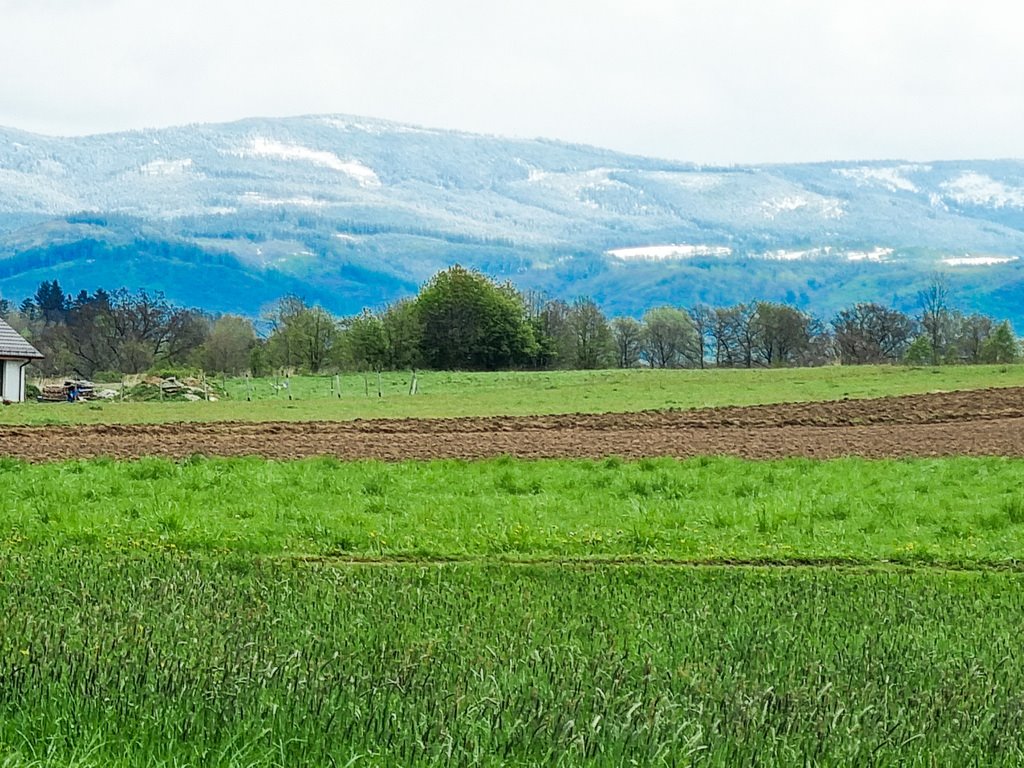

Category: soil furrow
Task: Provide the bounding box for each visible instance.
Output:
[3,387,1024,462]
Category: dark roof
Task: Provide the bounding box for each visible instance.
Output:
[0,317,43,359]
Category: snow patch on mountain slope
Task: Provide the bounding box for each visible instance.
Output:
[761,196,809,218]
[576,170,631,203]
[940,172,1024,208]
[139,158,194,176]
[942,255,1019,266]
[607,244,732,261]
[234,138,381,187]
[760,195,845,220]
[847,247,894,262]
[523,167,654,213]
[820,198,845,219]
[528,167,620,186]
[646,171,723,191]
[757,246,897,262]
[834,165,925,193]
[240,192,329,208]
[760,247,833,261]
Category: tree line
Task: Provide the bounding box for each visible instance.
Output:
[0,266,1018,379]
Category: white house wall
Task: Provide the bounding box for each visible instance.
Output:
[1,359,27,402]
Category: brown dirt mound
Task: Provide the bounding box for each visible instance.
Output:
[4,387,1024,463]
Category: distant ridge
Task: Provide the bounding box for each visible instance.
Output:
[1,113,1023,325]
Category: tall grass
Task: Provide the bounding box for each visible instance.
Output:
[2,553,1024,766]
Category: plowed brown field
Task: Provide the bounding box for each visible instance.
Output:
[4,387,1024,462]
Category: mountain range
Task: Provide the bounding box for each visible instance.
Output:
[1,114,1023,327]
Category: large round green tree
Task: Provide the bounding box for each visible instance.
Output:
[415,265,538,370]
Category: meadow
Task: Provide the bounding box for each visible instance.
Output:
[3,363,1023,425]
[2,455,1024,567]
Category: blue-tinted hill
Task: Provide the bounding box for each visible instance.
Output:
[1,115,1022,324]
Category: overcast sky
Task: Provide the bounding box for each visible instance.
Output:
[0,0,1020,164]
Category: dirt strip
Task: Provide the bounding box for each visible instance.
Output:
[2,387,1024,462]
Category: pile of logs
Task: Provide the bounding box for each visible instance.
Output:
[38,380,96,402]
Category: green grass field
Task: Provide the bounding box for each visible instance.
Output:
[3,455,1024,568]
[4,363,1023,425]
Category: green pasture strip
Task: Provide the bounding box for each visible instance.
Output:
[3,455,1024,566]
[4,363,1023,425]
[3,554,1024,767]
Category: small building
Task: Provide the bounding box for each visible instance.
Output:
[0,318,43,403]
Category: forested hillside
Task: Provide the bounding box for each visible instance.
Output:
[1,115,1023,327]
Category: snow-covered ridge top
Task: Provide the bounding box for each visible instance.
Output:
[607,244,732,261]
[318,116,441,137]
[232,137,381,187]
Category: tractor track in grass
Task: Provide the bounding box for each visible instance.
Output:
[3,386,1024,463]
[285,555,1024,572]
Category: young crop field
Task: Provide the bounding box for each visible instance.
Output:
[3,363,1022,425]
[3,552,1024,767]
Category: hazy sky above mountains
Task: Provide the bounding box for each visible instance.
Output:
[0,0,1020,164]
